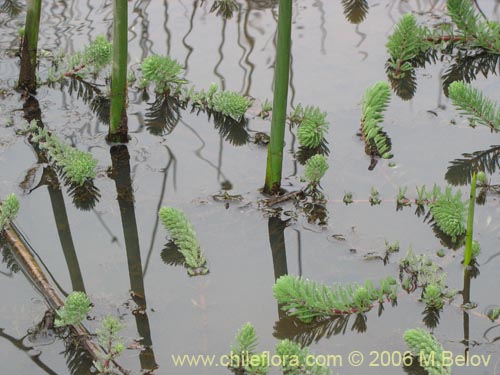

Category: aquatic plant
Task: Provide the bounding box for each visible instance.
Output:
[386,14,430,79]
[464,171,477,266]
[396,186,411,208]
[369,186,381,205]
[275,339,332,375]
[230,322,258,357]
[109,0,129,143]
[140,55,187,94]
[403,328,450,375]
[211,90,251,121]
[304,154,328,185]
[343,192,353,205]
[94,315,125,374]
[422,283,445,309]
[273,274,397,322]
[429,187,467,242]
[158,207,208,275]
[55,291,91,327]
[360,81,393,159]
[244,353,270,375]
[297,106,329,149]
[27,121,98,186]
[415,185,428,206]
[264,0,293,194]
[260,99,272,118]
[0,194,20,230]
[448,81,500,131]
[18,0,42,93]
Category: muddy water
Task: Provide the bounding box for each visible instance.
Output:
[1,0,500,374]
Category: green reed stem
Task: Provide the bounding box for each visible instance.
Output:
[264,0,292,194]
[18,0,42,93]
[464,171,477,266]
[108,0,129,143]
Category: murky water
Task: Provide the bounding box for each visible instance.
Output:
[1,0,500,374]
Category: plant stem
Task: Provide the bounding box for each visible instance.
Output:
[18,0,42,93]
[108,0,129,143]
[264,0,292,194]
[464,171,477,266]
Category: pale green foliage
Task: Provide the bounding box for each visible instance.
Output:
[471,240,480,259]
[140,55,187,93]
[55,292,91,327]
[84,35,112,73]
[297,106,329,148]
[304,154,329,184]
[369,186,381,205]
[360,81,393,158]
[244,352,270,375]
[0,194,19,230]
[94,315,125,374]
[404,329,450,375]
[477,171,487,185]
[386,14,430,76]
[448,81,500,131]
[273,274,397,322]
[275,340,332,375]
[27,121,97,186]
[429,187,467,242]
[447,0,480,38]
[422,283,444,309]
[230,323,258,356]
[211,90,251,121]
[158,207,207,274]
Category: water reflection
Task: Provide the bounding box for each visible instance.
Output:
[341,0,369,25]
[109,145,158,372]
[446,146,500,186]
[145,94,181,136]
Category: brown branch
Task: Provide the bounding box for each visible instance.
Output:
[262,190,304,207]
[2,224,129,375]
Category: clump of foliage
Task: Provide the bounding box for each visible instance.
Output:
[360,81,393,159]
[27,121,98,186]
[404,328,450,375]
[230,322,258,357]
[94,315,125,374]
[158,207,208,275]
[304,154,328,185]
[0,194,19,230]
[429,187,467,242]
[296,106,329,149]
[369,186,381,205]
[275,339,332,375]
[55,292,91,327]
[399,249,456,308]
[211,90,251,121]
[448,81,500,131]
[273,274,397,322]
[343,192,353,205]
[140,55,187,94]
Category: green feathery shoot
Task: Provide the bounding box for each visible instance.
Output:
[448,81,500,131]
[244,353,270,375]
[0,194,20,230]
[304,154,329,185]
[84,35,113,73]
[447,0,480,38]
[158,207,208,275]
[422,283,445,309]
[230,322,259,357]
[360,81,393,159]
[275,340,332,375]
[94,315,125,374]
[429,187,467,242]
[404,329,450,375]
[140,55,187,94]
[297,106,329,149]
[27,121,98,186]
[386,14,430,78]
[211,90,251,121]
[55,291,91,327]
[273,275,397,323]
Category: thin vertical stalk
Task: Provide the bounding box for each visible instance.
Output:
[464,171,477,266]
[109,0,129,143]
[18,0,42,93]
[264,0,292,194]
